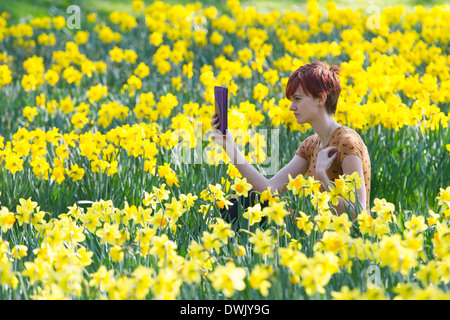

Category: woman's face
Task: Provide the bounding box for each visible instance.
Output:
[288,85,323,124]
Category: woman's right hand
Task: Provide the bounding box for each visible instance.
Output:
[210,113,234,152]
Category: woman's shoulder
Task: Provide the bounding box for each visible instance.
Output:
[301,132,319,145]
[296,133,319,157]
[335,125,369,158]
[336,125,357,135]
[336,125,365,142]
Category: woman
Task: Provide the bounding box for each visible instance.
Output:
[211,61,371,221]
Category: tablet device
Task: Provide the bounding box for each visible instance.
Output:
[214,86,228,135]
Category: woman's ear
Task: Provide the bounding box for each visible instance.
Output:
[316,93,327,106]
[319,93,327,106]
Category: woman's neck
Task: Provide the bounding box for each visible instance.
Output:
[310,115,338,148]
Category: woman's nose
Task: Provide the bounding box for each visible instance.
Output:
[289,103,296,111]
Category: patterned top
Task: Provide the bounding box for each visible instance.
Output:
[295,125,371,210]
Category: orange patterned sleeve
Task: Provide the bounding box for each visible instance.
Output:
[295,136,313,161]
[337,133,365,164]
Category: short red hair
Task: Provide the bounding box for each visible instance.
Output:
[285,61,341,114]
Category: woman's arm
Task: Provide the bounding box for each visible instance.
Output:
[316,152,366,220]
[232,145,309,194]
[211,114,308,194]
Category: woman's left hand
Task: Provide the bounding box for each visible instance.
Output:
[316,146,338,173]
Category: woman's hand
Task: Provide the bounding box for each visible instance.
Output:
[211,113,235,152]
[316,146,338,173]
[315,146,338,191]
